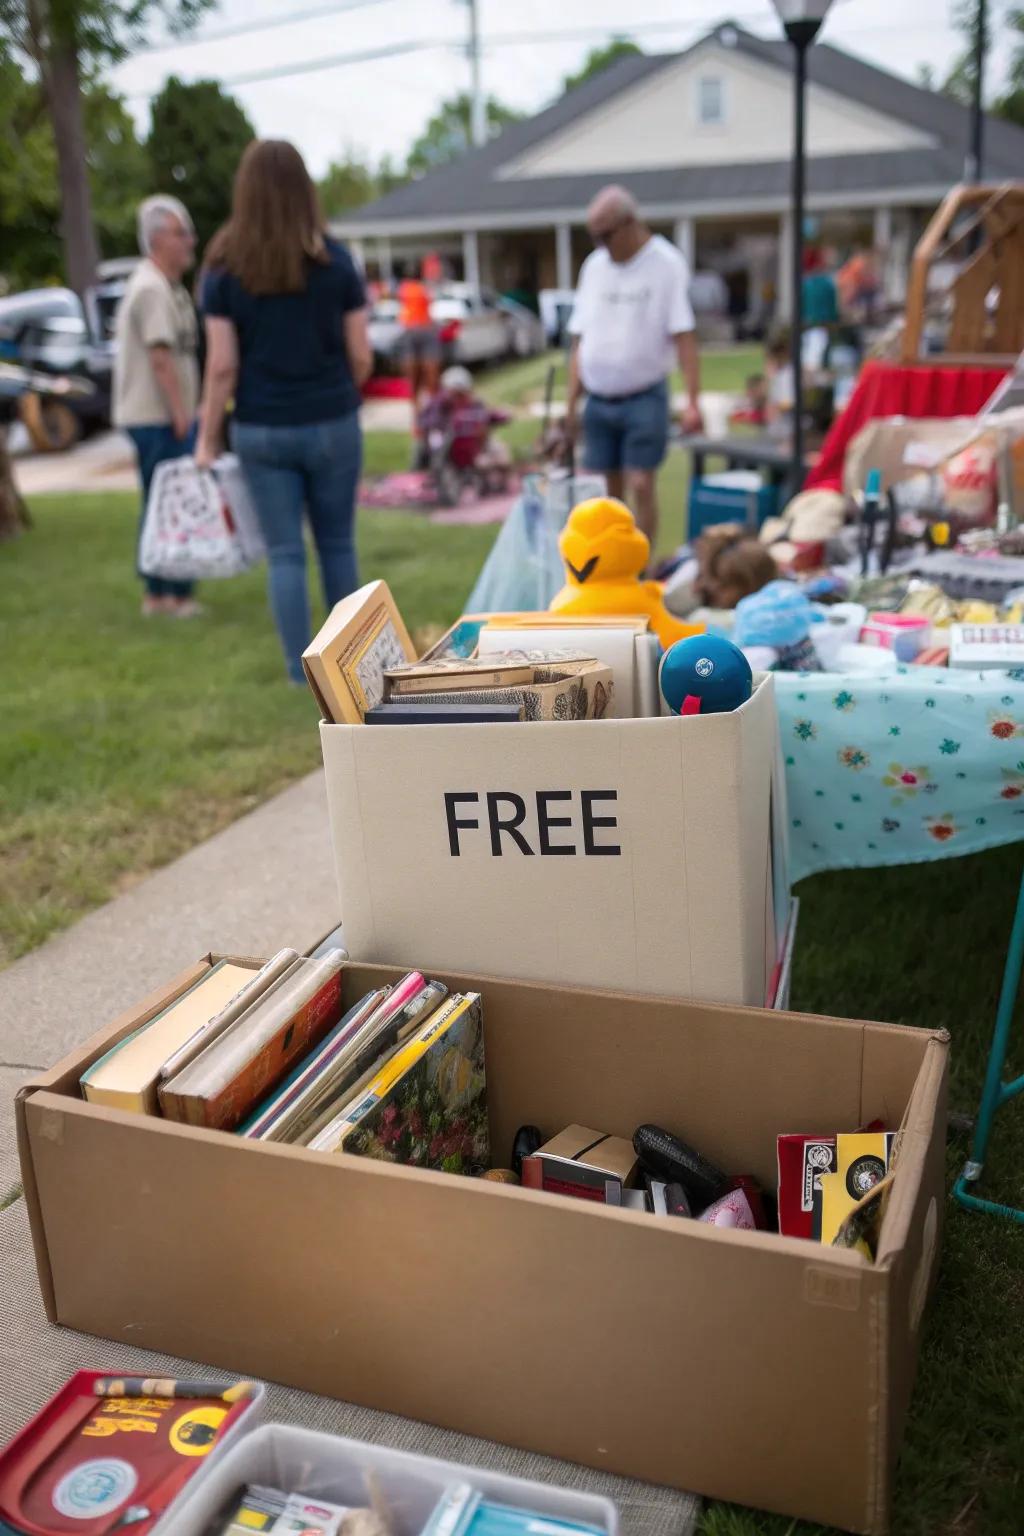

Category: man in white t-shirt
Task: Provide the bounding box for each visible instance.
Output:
[567,185,703,544]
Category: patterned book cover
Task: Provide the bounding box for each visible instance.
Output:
[343,994,488,1176]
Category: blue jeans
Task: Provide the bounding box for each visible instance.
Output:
[233,413,362,682]
[583,380,669,473]
[127,423,196,598]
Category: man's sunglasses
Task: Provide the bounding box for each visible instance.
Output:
[589,216,633,247]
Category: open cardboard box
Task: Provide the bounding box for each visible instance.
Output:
[319,675,785,1007]
[16,959,947,1536]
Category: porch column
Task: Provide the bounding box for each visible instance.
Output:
[673,216,695,270]
[377,235,393,282]
[462,229,481,291]
[555,222,573,289]
[873,205,892,254]
[777,210,793,322]
[350,237,366,274]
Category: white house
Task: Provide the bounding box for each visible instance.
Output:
[333,22,1024,326]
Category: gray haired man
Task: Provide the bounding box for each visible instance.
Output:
[113,194,201,616]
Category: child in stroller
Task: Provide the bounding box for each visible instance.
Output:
[416,365,512,506]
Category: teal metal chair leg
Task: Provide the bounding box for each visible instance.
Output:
[954,864,1024,1223]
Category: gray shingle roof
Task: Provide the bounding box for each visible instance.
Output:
[335,23,1024,232]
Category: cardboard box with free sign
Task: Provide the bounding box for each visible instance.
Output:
[18,958,946,1535]
[320,673,784,1006]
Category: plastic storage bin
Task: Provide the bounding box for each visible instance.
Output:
[160,1424,618,1536]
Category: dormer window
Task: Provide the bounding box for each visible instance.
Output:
[697,75,725,126]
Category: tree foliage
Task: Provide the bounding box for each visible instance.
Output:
[940,0,1024,119]
[561,38,641,95]
[405,92,522,177]
[0,0,213,66]
[0,0,213,291]
[147,75,254,256]
[0,54,146,288]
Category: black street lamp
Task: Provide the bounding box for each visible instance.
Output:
[771,0,834,496]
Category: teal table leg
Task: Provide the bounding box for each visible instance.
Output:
[954,865,1024,1223]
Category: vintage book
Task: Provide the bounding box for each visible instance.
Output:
[309,992,488,1175]
[238,986,391,1142]
[301,579,416,723]
[80,960,259,1116]
[0,1371,257,1536]
[159,952,347,1131]
[364,702,523,725]
[479,623,648,718]
[241,975,448,1144]
[409,659,613,723]
[158,949,302,1083]
[384,658,534,695]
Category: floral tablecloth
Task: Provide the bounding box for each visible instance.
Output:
[775,667,1024,882]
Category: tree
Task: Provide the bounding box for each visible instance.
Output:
[561,38,641,95]
[0,52,147,288]
[147,76,254,256]
[318,150,378,217]
[0,432,30,541]
[0,0,214,295]
[405,92,522,177]
[940,0,1024,120]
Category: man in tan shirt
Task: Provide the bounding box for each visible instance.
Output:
[113,195,200,616]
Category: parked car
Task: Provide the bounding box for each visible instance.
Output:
[369,284,545,374]
[0,266,133,447]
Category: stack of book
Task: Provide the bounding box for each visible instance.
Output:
[301,582,635,724]
[79,956,488,1177]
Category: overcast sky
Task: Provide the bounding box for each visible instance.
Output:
[112,0,1002,179]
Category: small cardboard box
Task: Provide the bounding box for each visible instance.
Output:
[18,960,947,1535]
[522,1124,639,1203]
[320,674,780,1006]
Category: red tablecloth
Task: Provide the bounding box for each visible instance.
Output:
[805,360,1008,492]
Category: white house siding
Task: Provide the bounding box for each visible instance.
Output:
[499,43,935,179]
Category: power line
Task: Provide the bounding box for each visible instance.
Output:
[125,12,967,100]
[137,0,399,56]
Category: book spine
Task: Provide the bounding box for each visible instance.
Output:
[199,973,343,1132]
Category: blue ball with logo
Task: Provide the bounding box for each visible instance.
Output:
[659,634,753,716]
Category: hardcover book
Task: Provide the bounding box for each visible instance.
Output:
[302,580,417,723]
[80,960,260,1116]
[159,952,347,1130]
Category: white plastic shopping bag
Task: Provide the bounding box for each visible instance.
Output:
[139,454,265,581]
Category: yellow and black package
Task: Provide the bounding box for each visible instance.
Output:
[812,1131,897,1254]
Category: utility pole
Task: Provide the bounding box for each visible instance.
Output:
[466,0,486,147]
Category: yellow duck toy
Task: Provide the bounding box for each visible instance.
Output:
[550,496,704,649]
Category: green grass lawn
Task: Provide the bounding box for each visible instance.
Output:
[3,346,1023,1530]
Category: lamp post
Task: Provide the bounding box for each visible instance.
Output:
[967,0,988,182]
[771,0,834,496]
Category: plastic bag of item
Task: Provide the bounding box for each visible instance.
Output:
[942,438,997,523]
[139,454,265,581]
[465,471,604,615]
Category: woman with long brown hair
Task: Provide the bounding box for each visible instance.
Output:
[195,139,371,682]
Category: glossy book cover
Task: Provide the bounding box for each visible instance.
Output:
[343,993,488,1176]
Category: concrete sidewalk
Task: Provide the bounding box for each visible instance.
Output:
[0,768,340,1198]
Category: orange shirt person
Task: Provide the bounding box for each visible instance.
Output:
[397,268,440,414]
